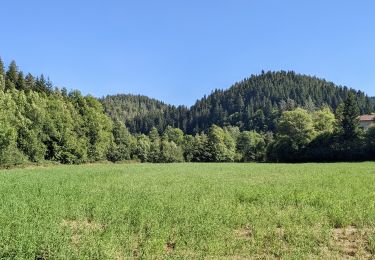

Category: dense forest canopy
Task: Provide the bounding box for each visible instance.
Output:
[0,57,374,167]
[102,71,374,134]
[101,94,189,134]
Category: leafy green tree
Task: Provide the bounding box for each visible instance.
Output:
[14,91,47,162]
[207,125,235,162]
[313,107,336,135]
[160,140,184,162]
[277,108,316,150]
[148,127,161,162]
[0,90,27,166]
[191,133,210,162]
[223,128,236,161]
[237,131,266,162]
[134,135,150,162]
[182,135,195,162]
[81,96,113,161]
[107,120,134,162]
[163,126,184,145]
[266,136,295,162]
[149,127,160,142]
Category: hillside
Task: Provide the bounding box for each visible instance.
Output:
[1,58,375,166]
[103,71,374,134]
[101,94,189,133]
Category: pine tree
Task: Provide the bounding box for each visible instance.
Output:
[0,57,4,76]
[339,93,360,140]
[5,61,18,90]
[6,61,18,84]
[0,57,4,91]
[25,73,35,90]
[17,71,26,90]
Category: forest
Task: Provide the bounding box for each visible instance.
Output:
[0,58,374,167]
[102,71,374,134]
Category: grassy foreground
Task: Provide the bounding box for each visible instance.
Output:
[1,163,375,259]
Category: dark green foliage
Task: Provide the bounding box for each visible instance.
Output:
[148,127,161,162]
[16,71,26,91]
[206,125,235,162]
[159,140,184,162]
[188,71,372,134]
[182,135,195,162]
[5,61,18,90]
[107,120,134,162]
[237,131,267,162]
[101,94,189,134]
[102,71,373,135]
[0,59,115,166]
[366,127,375,155]
[0,57,4,76]
[0,57,374,166]
[277,108,316,150]
[337,92,360,140]
[370,97,375,109]
[0,59,4,91]
[133,134,150,162]
[163,126,184,145]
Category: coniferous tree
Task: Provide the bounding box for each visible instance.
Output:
[338,93,360,140]
[0,58,4,91]
[5,61,18,91]
[102,71,373,135]
[25,73,35,91]
[0,57,4,76]
[16,71,26,90]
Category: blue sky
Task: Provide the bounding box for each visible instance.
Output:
[1,0,374,105]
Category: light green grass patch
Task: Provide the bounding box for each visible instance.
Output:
[1,162,375,258]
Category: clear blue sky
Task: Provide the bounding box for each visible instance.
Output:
[1,0,374,105]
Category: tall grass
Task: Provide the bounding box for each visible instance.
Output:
[1,163,375,258]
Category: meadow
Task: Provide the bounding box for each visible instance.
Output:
[1,163,375,259]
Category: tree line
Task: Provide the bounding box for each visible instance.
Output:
[0,58,374,167]
[107,94,375,163]
[102,71,374,134]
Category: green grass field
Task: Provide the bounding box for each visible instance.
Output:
[1,163,375,259]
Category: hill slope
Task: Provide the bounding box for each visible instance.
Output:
[101,94,189,133]
[102,71,374,134]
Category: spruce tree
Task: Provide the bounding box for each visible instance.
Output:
[6,61,18,84]
[0,57,4,91]
[25,73,35,90]
[339,93,360,140]
[17,71,26,90]
[5,61,18,90]
[0,57,4,76]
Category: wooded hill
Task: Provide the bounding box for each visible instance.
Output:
[102,71,374,134]
[1,57,374,166]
